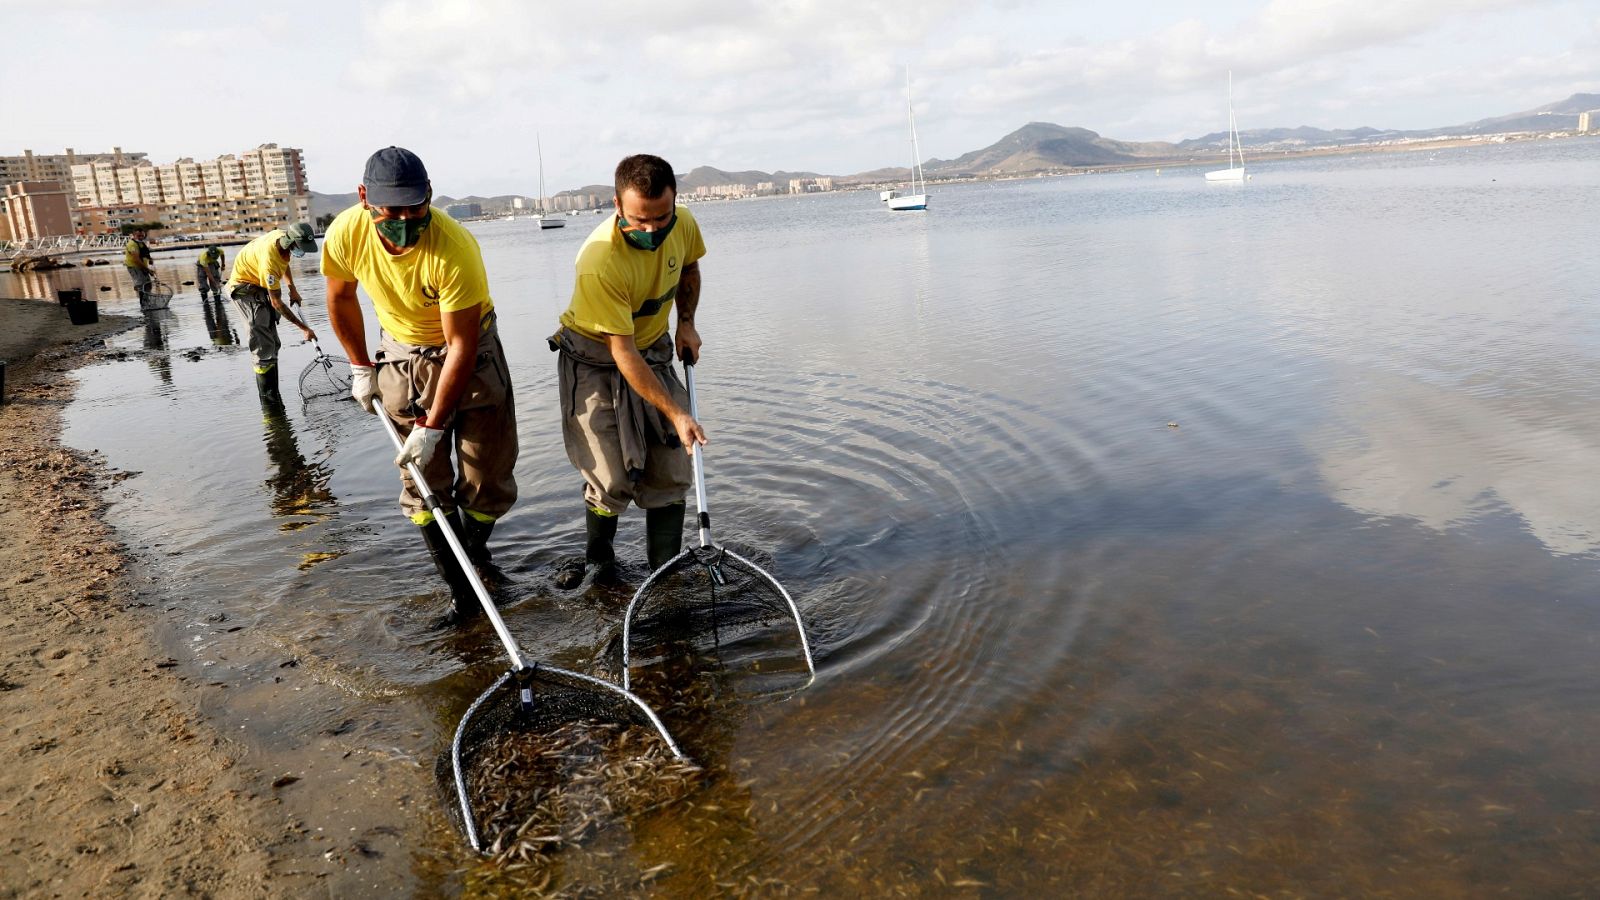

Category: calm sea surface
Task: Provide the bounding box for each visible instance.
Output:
[7,137,1600,895]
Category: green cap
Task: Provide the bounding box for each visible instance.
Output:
[278,222,317,255]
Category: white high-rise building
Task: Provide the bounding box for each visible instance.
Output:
[69,144,311,235]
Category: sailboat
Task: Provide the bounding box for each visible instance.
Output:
[535,134,566,229]
[1205,71,1247,183]
[886,68,930,211]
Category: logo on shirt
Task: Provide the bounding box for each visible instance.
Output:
[668,256,678,270]
[421,284,440,304]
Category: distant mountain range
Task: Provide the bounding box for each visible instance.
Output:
[309,92,1598,212]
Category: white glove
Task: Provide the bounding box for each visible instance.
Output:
[350,364,378,413]
[395,423,445,469]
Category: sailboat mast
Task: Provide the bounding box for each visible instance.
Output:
[905,68,925,193]
[1226,70,1244,171]
[536,133,545,215]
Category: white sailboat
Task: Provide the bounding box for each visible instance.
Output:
[535,134,566,229]
[1205,71,1247,183]
[886,68,929,211]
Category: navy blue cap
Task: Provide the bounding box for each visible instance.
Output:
[363,146,430,207]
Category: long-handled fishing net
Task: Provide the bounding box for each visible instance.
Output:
[298,340,353,403]
[140,277,174,311]
[371,410,688,854]
[620,357,816,693]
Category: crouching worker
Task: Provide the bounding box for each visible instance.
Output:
[322,146,518,623]
[227,223,319,400]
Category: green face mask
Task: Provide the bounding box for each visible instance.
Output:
[370,209,432,248]
[618,212,677,252]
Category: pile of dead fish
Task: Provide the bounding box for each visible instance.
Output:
[467,719,702,864]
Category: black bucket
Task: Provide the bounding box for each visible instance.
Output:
[57,288,82,307]
[66,298,99,325]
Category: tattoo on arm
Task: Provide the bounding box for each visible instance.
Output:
[677,262,701,322]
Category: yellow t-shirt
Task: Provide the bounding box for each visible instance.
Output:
[197,247,223,268]
[123,238,150,269]
[560,206,706,350]
[226,231,289,293]
[320,205,493,346]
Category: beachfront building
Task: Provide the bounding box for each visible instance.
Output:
[69,144,311,237]
[0,148,147,189]
[788,177,834,194]
[3,181,76,240]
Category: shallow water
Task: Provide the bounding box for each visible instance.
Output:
[9,136,1600,895]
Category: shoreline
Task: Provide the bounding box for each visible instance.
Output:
[0,298,323,896]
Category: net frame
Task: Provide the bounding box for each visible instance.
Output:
[299,344,353,403]
[368,410,688,855]
[621,543,815,692]
[140,278,174,310]
[619,360,816,692]
[445,663,687,853]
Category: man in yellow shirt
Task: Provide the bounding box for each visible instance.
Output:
[549,154,707,589]
[323,146,518,623]
[195,244,226,302]
[123,228,154,307]
[226,223,318,400]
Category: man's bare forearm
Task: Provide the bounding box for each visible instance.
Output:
[676,262,700,323]
[326,283,371,365]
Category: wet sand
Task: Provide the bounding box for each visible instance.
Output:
[0,298,322,896]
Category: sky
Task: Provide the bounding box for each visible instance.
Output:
[2,0,1596,197]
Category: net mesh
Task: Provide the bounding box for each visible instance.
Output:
[442,665,689,854]
[140,279,174,311]
[299,352,353,402]
[621,543,814,691]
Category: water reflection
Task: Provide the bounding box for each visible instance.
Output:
[1315,369,1600,558]
[142,309,173,385]
[258,395,336,524]
[201,296,238,347]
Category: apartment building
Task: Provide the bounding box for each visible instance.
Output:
[0,148,146,188]
[3,181,75,241]
[69,143,311,236]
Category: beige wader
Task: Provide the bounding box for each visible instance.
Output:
[552,327,691,515]
[377,322,519,524]
[229,283,281,374]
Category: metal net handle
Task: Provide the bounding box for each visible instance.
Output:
[450,665,689,853]
[373,408,527,670]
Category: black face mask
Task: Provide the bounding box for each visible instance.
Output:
[618,212,677,251]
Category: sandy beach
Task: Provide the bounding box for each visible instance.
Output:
[0,298,321,898]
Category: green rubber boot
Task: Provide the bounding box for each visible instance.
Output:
[254,366,280,402]
[420,512,477,622]
[645,503,685,571]
[461,513,506,589]
[554,507,619,589]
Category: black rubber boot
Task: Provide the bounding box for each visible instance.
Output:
[254,367,280,402]
[554,507,619,589]
[646,503,685,571]
[420,512,477,622]
[461,514,505,589]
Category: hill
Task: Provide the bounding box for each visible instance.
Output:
[306,93,1599,197]
[928,122,1180,173]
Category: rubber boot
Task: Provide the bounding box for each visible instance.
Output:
[646,503,685,571]
[555,507,619,589]
[420,512,477,623]
[461,514,505,590]
[254,366,280,402]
